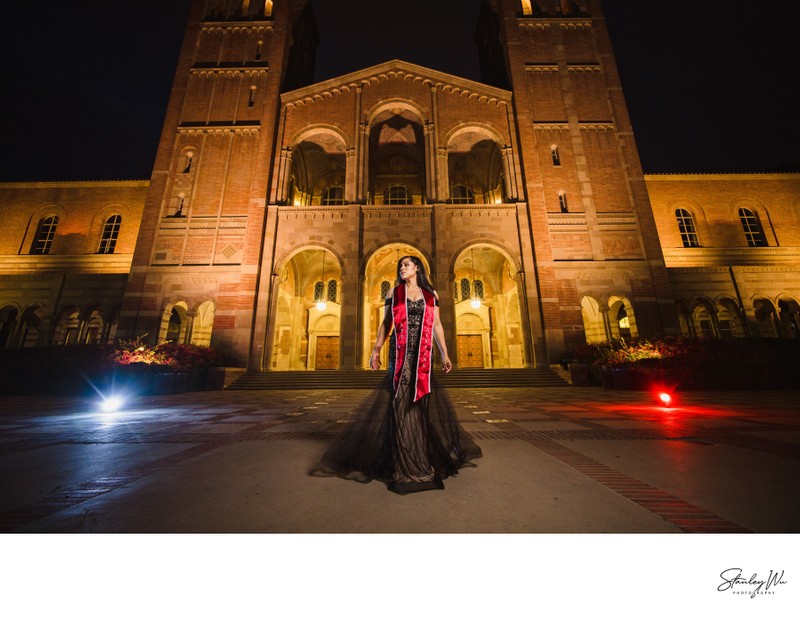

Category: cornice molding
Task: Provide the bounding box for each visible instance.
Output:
[0,254,133,273]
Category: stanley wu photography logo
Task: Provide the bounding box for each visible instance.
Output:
[717,568,788,598]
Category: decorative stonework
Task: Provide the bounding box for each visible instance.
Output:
[177,126,260,136]
[282,60,511,109]
[278,208,350,221]
[601,236,643,259]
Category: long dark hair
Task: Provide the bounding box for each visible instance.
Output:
[395,255,436,294]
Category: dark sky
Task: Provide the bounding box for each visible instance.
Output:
[0,0,796,182]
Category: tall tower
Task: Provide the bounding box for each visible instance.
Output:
[478,0,680,357]
[117,0,317,363]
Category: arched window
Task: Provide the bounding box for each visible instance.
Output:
[98,215,122,254]
[449,185,475,204]
[550,144,561,166]
[181,151,194,173]
[473,279,485,300]
[384,185,412,205]
[327,280,338,303]
[558,191,569,213]
[321,186,344,206]
[675,208,699,247]
[460,278,471,301]
[313,281,325,302]
[30,216,58,254]
[739,208,768,246]
[381,280,391,300]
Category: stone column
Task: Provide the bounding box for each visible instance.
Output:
[339,273,360,369]
[259,272,283,370]
[600,307,613,342]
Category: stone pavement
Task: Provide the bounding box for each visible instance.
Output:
[0,386,799,533]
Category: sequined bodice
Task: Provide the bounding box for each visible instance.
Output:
[405,297,425,361]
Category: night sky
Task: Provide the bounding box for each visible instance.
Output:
[0,0,796,182]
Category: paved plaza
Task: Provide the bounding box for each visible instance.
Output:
[0,385,799,533]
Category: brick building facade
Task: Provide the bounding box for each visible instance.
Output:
[1,0,798,372]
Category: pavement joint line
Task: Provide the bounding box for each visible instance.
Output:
[515,432,751,533]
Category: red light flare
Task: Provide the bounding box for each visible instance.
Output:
[658,392,672,407]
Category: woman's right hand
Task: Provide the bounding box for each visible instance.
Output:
[370,351,381,371]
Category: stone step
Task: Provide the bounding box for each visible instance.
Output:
[227,368,568,390]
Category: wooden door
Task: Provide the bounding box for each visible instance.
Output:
[457,335,483,368]
[315,336,339,369]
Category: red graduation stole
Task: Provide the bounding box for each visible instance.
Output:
[391,283,436,401]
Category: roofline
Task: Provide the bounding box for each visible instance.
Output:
[281,59,512,103]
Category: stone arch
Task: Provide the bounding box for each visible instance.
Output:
[52,304,81,345]
[580,295,607,344]
[159,300,191,344]
[453,242,525,367]
[608,295,638,341]
[753,296,780,338]
[776,293,800,339]
[0,304,20,349]
[79,304,105,344]
[192,299,217,347]
[288,127,349,207]
[270,246,343,370]
[714,295,745,338]
[445,124,507,205]
[689,296,716,337]
[367,100,428,205]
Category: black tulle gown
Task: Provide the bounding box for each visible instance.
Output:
[313,297,482,495]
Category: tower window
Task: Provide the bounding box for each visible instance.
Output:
[384,185,412,205]
[174,194,186,217]
[30,215,58,254]
[739,207,768,246]
[558,191,569,213]
[321,186,344,206]
[98,214,122,254]
[449,185,475,204]
[182,152,193,173]
[255,40,263,60]
[675,208,699,247]
[248,85,257,107]
[550,145,561,166]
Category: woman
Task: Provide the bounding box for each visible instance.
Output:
[311,255,481,494]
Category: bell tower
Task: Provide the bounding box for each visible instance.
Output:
[118,1,318,363]
[477,0,680,358]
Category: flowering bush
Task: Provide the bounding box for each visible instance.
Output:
[0,336,223,396]
[111,336,221,372]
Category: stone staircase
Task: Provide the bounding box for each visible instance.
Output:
[227,367,568,390]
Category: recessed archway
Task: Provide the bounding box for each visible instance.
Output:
[453,244,524,368]
[271,247,343,370]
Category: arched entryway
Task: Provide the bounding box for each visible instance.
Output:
[453,244,525,368]
[608,296,638,341]
[271,247,343,370]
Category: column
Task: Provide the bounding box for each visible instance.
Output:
[339,273,360,369]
